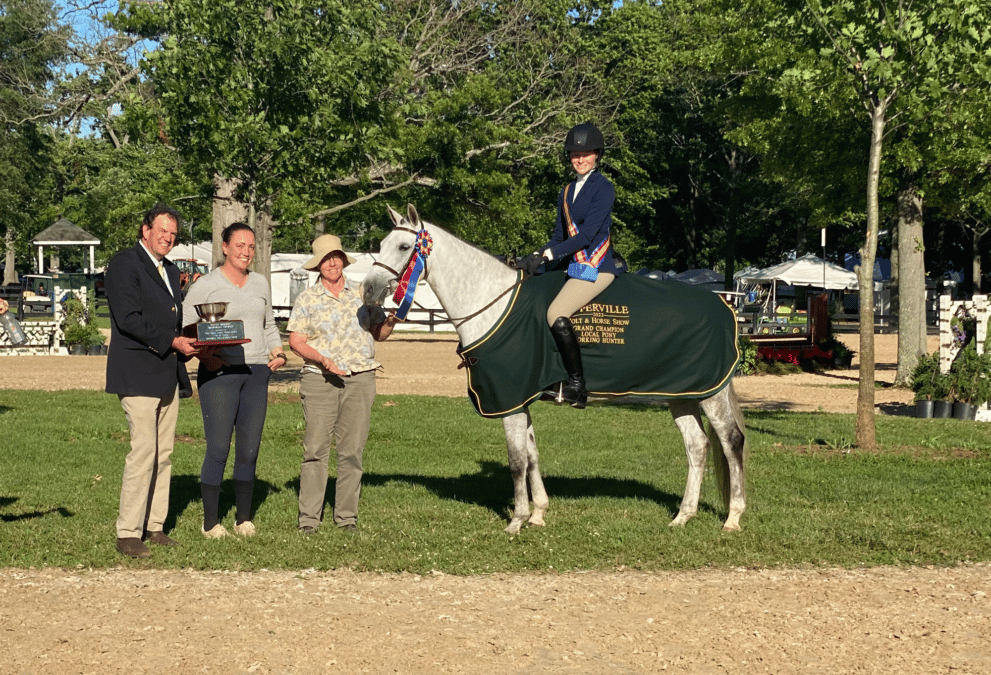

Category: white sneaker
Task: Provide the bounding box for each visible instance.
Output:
[201,524,229,539]
[233,521,256,537]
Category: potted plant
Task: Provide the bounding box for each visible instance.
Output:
[817,334,855,369]
[910,351,947,418]
[62,296,104,355]
[85,324,106,355]
[947,340,991,420]
[64,322,90,355]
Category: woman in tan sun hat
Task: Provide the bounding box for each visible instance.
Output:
[286,233,395,534]
[301,234,357,270]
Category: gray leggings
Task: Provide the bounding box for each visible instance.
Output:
[197,363,272,486]
[546,273,616,326]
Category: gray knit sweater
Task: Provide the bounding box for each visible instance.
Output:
[181,267,282,365]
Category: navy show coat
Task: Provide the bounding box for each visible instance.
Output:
[104,242,191,399]
[543,170,617,275]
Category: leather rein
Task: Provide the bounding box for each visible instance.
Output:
[370,225,522,329]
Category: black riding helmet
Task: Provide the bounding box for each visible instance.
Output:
[564,122,605,156]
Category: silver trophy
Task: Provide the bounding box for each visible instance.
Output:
[192,302,245,343]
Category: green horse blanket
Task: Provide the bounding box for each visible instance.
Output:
[457,272,740,418]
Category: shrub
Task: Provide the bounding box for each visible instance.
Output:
[910,351,947,402]
[737,336,758,375]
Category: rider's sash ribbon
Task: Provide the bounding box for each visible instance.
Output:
[563,183,609,282]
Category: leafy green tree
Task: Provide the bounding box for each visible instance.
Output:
[0,0,69,284]
[115,0,402,277]
[49,136,212,264]
[729,0,991,448]
[115,0,622,271]
[309,0,622,258]
[595,0,810,278]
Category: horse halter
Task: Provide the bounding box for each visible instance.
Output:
[370,225,428,284]
[372,223,523,329]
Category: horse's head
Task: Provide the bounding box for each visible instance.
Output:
[361,203,426,307]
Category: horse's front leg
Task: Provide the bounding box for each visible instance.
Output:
[502,409,547,533]
[668,400,708,527]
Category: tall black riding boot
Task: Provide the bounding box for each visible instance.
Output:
[549,316,587,409]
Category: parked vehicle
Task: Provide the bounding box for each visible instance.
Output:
[172,258,209,292]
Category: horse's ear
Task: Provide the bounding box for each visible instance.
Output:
[406,204,421,229]
[386,205,403,228]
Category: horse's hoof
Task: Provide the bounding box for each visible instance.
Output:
[721,523,742,532]
[505,521,523,535]
[527,516,546,527]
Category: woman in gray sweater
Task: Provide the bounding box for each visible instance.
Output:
[182,223,287,538]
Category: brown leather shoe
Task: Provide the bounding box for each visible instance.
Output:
[143,531,179,547]
[116,537,151,559]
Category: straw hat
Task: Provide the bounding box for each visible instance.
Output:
[303,234,356,271]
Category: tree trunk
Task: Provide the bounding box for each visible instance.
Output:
[889,218,898,319]
[3,230,18,286]
[253,204,275,283]
[856,104,886,450]
[973,229,983,294]
[212,175,247,270]
[723,148,739,291]
[894,183,927,387]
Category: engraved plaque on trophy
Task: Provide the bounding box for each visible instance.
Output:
[191,302,249,346]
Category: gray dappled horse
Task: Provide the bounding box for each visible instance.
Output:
[362,205,747,534]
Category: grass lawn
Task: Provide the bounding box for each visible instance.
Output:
[1,390,989,573]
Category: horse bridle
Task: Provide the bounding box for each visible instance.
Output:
[370,224,523,329]
[370,225,426,284]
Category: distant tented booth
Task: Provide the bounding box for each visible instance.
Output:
[736,253,859,313]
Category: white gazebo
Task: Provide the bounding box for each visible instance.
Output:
[31,218,101,273]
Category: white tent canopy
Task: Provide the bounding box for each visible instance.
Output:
[738,254,858,291]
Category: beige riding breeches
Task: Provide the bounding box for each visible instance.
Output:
[546,273,616,326]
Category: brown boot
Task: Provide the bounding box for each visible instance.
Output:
[143,531,180,547]
[116,537,151,559]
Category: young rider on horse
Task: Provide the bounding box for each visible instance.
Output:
[520,122,622,409]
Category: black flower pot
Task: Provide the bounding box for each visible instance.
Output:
[832,354,853,369]
[69,343,86,356]
[952,402,977,421]
[933,400,953,418]
[87,345,102,356]
[915,400,934,419]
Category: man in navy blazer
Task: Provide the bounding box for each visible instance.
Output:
[105,203,198,558]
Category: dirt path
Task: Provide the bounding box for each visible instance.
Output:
[2,565,989,674]
[4,332,986,675]
[0,332,937,415]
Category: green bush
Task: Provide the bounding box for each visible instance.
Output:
[62,294,105,347]
[910,351,948,402]
[948,340,991,405]
[737,336,758,375]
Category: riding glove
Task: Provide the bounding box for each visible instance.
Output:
[520,252,545,277]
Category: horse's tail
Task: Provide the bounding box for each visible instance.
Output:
[707,381,747,512]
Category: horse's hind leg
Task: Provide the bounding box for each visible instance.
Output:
[700,384,747,532]
[502,409,548,534]
[668,400,708,527]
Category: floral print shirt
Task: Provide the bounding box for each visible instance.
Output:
[287,275,382,375]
